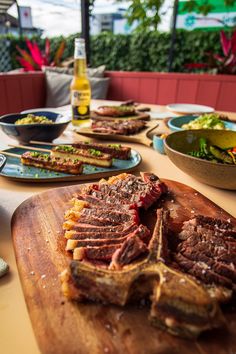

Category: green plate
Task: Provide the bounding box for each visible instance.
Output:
[0,144,142,183]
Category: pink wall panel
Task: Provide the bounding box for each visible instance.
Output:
[121,78,140,102]
[107,77,123,100]
[20,77,35,110]
[138,79,158,103]
[156,79,178,105]
[176,80,199,103]
[0,81,8,115]
[2,72,236,114]
[31,76,46,109]
[5,78,22,113]
[216,82,236,112]
[0,73,46,115]
[195,81,220,108]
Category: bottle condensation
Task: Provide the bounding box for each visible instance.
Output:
[71,38,91,125]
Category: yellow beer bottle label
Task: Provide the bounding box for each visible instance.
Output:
[71,90,90,120]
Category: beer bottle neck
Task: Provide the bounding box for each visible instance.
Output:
[74,40,87,77]
[74,58,87,77]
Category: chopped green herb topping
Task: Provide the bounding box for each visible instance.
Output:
[31,151,41,158]
[108,144,121,150]
[55,145,76,153]
[88,149,102,156]
[30,152,50,160]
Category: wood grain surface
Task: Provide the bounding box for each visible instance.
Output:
[11,179,236,354]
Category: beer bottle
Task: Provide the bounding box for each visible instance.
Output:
[71,38,91,125]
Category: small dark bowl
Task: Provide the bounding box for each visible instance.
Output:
[164,130,236,190]
[0,111,71,143]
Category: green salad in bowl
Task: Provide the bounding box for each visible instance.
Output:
[181,113,226,130]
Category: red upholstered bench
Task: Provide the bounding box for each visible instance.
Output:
[0,72,46,115]
[1,71,236,115]
[105,71,236,112]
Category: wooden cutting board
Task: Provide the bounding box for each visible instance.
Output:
[11,179,236,354]
[76,120,161,146]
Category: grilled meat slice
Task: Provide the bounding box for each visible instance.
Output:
[94,105,136,117]
[173,215,236,292]
[66,225,150,264]
[21,151,83,175]
[109,230,149,270]
[61,209,224,338]
[63,173,165,263]
[71,141,131,160]
[64,222,138,237]
[91,119,146,135]
[179,215,236,240]
[51,145,112,167]
[82,173,166,210]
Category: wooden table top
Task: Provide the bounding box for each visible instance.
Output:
[0,100,235,354]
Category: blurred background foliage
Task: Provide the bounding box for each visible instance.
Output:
[0,29,225,73]
[117,0,236,31]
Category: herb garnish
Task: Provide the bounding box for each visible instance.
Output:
[88,149,102,156]
[108,144,121,150]
[55,145,76,153]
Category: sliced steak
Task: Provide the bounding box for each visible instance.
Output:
[72,225,150,261]
[66,221,137,234]
[66,223,138,240]
[73,244,120,261]
[178,241,236,263]
[180,248,236,282]
[80,207,138,224]
[82,173,166,210]
[179,215,236,240]
[110,233,149,270]
[91,119,146,135]
[68,225,150,249]
[173,215,236,291]
[173,253,233,289]
[64,173,166,266]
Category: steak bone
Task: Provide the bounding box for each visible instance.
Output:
[61,209,224,338]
